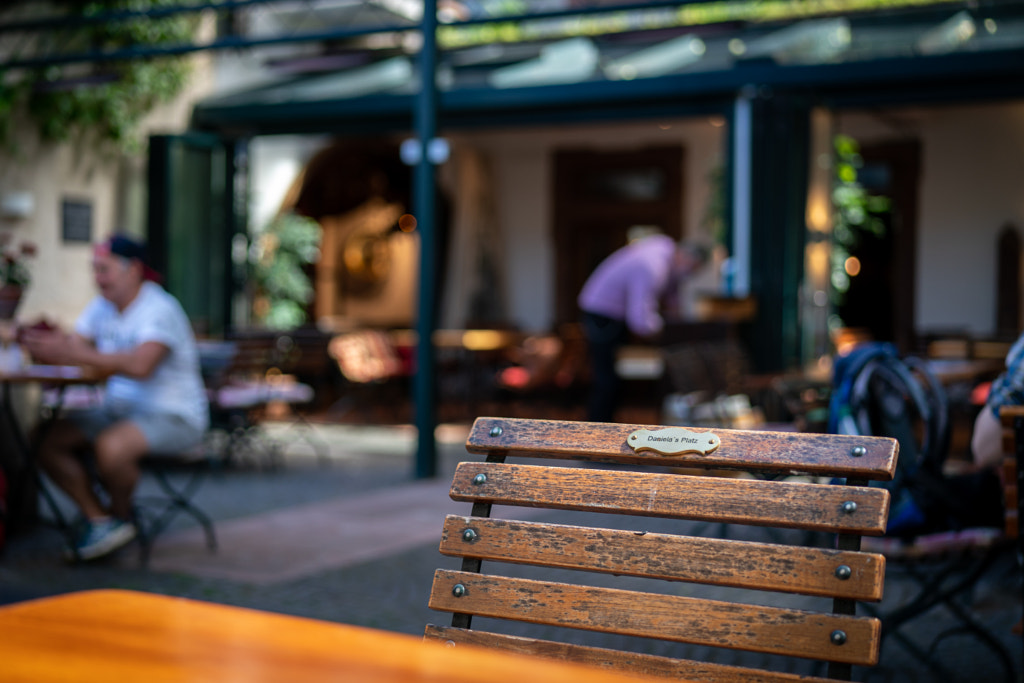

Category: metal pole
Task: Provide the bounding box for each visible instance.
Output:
[731,86,754,298]
[413,0,439,479]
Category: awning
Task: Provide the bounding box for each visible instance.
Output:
[192,3,1024,136]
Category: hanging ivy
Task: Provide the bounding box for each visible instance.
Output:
[1,0,196,154]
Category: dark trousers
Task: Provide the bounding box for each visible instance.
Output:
[581,311,629,423]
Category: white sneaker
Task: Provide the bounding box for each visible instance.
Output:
[71,519,137,561]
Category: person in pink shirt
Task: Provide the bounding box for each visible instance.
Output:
[578,234,708,422]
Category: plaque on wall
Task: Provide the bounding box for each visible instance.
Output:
[61,198,92,243]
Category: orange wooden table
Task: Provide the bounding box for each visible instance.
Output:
[0,590,667,683]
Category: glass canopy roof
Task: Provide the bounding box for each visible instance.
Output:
[184,1,1024,133]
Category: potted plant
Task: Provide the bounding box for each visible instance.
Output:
[0,235,36,320]
[250,213,321,330]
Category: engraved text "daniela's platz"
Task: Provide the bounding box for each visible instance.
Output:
[645,436,699,444]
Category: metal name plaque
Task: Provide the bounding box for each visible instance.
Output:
[628,427,721,456]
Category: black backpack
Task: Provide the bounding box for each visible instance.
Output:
[829,343,1002,537]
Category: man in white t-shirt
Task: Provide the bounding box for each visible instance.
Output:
[24,235,209,561]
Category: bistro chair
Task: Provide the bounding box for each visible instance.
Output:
[426,417,899,681]
[326,330,411,422]
[200,338,325,468]
[852,403,1023,683]
[132,448,219,567]
[831,344,1017,681]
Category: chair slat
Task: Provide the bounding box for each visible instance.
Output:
[424,625,840,683]
[439,515,886,601]
[429,570,880,666]
[467,418,898,482]
[451,462,891,535]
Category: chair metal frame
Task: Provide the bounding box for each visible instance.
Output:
[133,451,218,566]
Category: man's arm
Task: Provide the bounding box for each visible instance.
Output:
[972,407,1003,470]
[624,272,664,339]
[971,333,1024,468]
[23,329,168,379]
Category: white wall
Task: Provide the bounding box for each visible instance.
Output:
[491,142,552,333]
[917,103,1024,336]
[0,138,118,327]
[0,42,216,330]
[840,101,1024,337]
[249,135,329,232]
[452,117,725,332]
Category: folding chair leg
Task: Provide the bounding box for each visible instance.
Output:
[867,550,1017,683]
[34,468,73,536]
[134,462,218,568]
[932,595,1017,683]
[150,467,217,551]
[134,506,154,568]
[226,426,282,470]
[277,414,331,466]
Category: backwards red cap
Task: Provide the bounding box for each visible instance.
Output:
[95,235,162,283]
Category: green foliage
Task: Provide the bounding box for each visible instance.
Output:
[702,162,727,246]
[829,134,890,322]
[251,213,322,330]
[0,236,37,289]
[2,0,196,154]
[440,0,960,49]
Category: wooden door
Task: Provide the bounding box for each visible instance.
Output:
[552,146,684,325]
[843,140,920,353]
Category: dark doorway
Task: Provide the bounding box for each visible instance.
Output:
[838,140,920,353]
[552,146,684,325]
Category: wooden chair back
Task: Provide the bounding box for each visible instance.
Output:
[328,330,407,384]
[1000,405,1024,540]
[426,417,899,682]
[226,329,332,381]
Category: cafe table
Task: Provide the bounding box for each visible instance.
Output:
[0,364,100,534]
[923,357,1004,386]
[0,589,666,683]
[0,363,97,449]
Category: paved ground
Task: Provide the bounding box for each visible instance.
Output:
[1,420,1021,682]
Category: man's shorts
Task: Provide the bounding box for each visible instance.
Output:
[68,405,205,456]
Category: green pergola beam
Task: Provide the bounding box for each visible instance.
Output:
[414,0,440,479]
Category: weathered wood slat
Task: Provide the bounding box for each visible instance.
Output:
[438,515,886,601]
[467,417,898,481]
[451,462,891,535]
[429,570,880,666]
[424,625,839,683]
